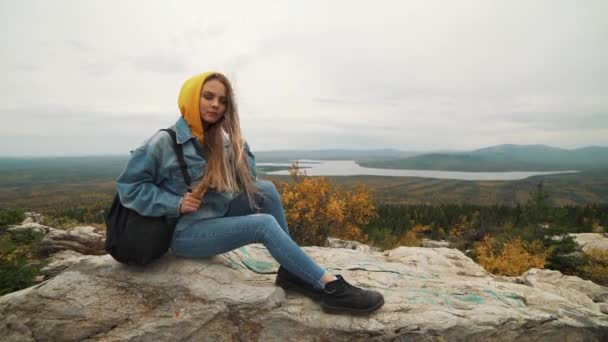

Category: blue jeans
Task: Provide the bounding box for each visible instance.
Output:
[171,180,327,290]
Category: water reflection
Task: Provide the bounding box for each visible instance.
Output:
[257,160,578,181]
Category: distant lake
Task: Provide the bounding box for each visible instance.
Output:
[257,160,579,181]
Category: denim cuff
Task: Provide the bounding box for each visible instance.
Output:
[166,194,183,218]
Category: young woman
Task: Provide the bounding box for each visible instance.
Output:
[115,72,384,315]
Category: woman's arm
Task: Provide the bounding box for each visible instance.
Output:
[116,146,183,218]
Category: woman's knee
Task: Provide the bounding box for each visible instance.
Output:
[252,213,284,239]
[256,180,280,202]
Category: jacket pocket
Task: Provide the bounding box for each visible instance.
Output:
[166,161,206,192]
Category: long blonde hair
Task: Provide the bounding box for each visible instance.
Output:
[191,73,259,208]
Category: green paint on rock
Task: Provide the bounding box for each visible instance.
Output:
[483,289,525,307]
[238,246,251,256]
[401,271,439,280]
[223,255,242,270]
[506,293,526,307]
[483,289,499,298]
[456,293,484,304]
[409,288,453,305]
[242,258,274,273]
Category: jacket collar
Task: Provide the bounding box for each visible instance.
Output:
[174,116,231,147]
[175,116,196,145]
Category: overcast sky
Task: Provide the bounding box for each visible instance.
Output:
[1,0,607,156]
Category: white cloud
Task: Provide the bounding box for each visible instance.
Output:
[0,0,607,156]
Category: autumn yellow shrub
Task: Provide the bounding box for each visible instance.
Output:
[591,219,605,234]
[277,162,376,246]
[397,224,431,247]
[578,248,608,286]
[448,212,479,250]
[474,235,548,276]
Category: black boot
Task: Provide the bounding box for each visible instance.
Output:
[321,275,384,315]
[275,265,324,301]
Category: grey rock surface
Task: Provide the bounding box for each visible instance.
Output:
[1,242,607,341]
[7,219,106,256]
[39,225,106,256]
[40,250,94,278]
[325,236,381,252]
[7,222,52,235]
[520,268,608,304]
[22,212,45,224]
[570,233,608,253]
[421,239,451,248]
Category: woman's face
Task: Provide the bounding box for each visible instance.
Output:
[199,79,227,125]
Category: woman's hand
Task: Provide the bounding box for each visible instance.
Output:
[179,191,201,214]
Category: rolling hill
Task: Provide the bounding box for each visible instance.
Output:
[357,144,608,171]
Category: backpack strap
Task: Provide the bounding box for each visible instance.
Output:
[159,128,192,189]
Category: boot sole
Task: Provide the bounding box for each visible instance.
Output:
[275,277,323,302]
[321,296,385,315]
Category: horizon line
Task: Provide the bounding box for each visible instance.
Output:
[1,143,607,158]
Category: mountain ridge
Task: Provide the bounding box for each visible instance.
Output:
[356,144,608,172]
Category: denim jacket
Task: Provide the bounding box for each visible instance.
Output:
[116,116,257,230]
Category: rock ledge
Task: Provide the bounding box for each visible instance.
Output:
[1,240,608,341]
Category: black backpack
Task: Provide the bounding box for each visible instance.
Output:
[104,129,191,266]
